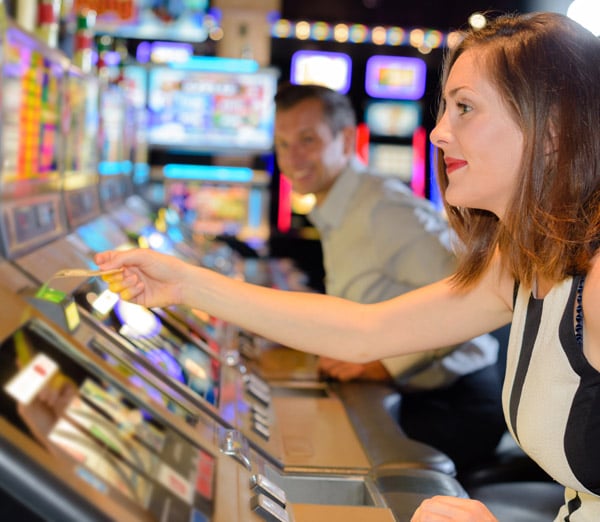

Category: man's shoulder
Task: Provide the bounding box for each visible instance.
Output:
[358,171,437,212]
[357,172,452,243]
[358,170,412,197]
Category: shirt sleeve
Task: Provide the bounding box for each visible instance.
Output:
[364,184,465,382]
[383,334,499,390]
[370,194,457,290]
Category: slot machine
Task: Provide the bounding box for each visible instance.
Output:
[0,13,464,520]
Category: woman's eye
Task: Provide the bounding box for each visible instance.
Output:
[457,102,472,115]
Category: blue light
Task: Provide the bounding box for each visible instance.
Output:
[429,142,443,211]
[98,161,122,175]
[121,160,133,174]
[248,188,262,228]
[133,164,150,184]
[163,164,254,182]
[136,41,151,64]
[98,160,132,176]
[170,56,259,73]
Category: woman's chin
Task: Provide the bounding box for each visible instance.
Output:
[444,189,463,209]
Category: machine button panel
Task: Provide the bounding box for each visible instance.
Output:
[252,419,270,440]
[251,402,270,418]
[250,474,287,508]
[252,410,270,427]
[246,381,271,405]
[245,374,272,405]
[251,493,290,522]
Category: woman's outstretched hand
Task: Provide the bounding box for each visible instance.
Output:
[95,248,191,308]
[411,496,498,522]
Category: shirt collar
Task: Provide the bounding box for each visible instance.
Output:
[309,159,366,232]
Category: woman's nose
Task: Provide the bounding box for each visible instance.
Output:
[430,113,449,148]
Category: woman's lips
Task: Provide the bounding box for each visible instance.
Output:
[445,158,467,174]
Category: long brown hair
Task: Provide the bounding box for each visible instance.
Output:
[435,12,600,288]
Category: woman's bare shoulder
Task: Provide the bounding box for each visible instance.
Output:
[584,251,600,369]
[587,251,600,304]
[479,250,516,312]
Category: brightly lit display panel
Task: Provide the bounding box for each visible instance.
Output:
[365,55,426,100]
[290,50,352,93]
[0,25,67,194]
[147,65,278,153]
[365,100,421,138]
[0,321,215,520]
[73,277,221,408]
[0,23,70,258]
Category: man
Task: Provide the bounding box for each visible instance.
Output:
[273,82,506,473]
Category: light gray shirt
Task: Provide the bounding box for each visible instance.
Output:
[309,161,497,390]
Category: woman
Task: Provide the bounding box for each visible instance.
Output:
[97,12,600,521]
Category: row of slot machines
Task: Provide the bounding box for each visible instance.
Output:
[0,183,469,521]
[0,12,467,522]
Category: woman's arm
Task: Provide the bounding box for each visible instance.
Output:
[96,248,514,363]
[411,495,498,522]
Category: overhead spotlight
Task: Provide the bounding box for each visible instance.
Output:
[295,21,311,40]
[371,26,387,45]
[333,23,349,43]
[567,0,600,36]
[468,12,487,30]
[446,31,463,49]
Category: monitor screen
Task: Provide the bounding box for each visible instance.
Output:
[365,100,421,138]
[369,143,414,182]
[98,83,133,177]
[290,50,352,94]
[122,65,148,110]
[94,0,209,42]
[120,65,151,185]
[166,178,270,244]
[0,322,215,519]
[73,279,221,408]
[365,55,427,100]
[0,25,68,195]
[76,215,132,252]
[63,68,99,185]
[146,65,278,153]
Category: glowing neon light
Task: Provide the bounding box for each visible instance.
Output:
[163,164,254,182]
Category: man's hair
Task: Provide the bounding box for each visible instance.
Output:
[275,82,356,133]
[435,12,600,287]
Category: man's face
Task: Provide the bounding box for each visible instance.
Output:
[274,98,353,204]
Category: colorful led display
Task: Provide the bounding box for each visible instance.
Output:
[290,50,352,94]
[365,55,426,100]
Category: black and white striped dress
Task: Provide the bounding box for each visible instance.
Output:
[504,275,600,521]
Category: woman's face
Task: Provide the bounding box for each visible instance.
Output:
[430,49,524,219]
